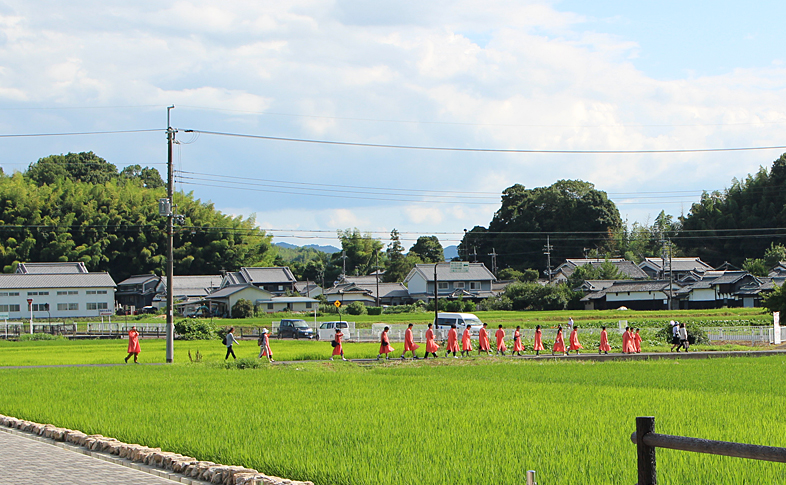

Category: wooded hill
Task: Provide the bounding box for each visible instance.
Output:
[0,152,274,282]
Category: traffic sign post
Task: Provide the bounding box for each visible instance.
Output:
[334,300,342,322]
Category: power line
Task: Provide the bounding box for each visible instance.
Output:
[0,129,161,138]
[182,128,786,154]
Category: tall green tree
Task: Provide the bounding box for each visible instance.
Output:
[383,229,420,282]
[459,180,622,272]
[409,235,444,263]
[334,228,384,276]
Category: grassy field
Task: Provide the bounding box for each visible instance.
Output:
[1,356,785,484]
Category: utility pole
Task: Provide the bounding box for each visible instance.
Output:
[374,251,380,307]
[488,248,498,276]
[165,105,176,364]
[340,250,348,281]
[543,236,553,283]
[668,239,674,310]
[471,247,477,263]
[434,262,439,321]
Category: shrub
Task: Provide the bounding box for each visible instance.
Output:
[231,299,253,319]
[655,322,709,345]
[18,333,65,341]
[367,306,383,315]
[345,301,368,315]
[174,319,217,340]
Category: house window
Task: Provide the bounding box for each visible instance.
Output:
[267,303,274,310]
[57,290,78,296]
[31,303,49,311]
[455,282,465,289]
[0,304,20,312]
[69,303,78,311]
[87,303,108,310]
[438,282,448,290]
[470,282,480,290]
[0,292,19,297]
[57,303,67,311]
[86,290,107,295]
[306,302,312,309]
[278,285,284,291]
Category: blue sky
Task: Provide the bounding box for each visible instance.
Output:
[0,0,784,250]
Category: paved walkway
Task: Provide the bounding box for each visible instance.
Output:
[0,428,193,485]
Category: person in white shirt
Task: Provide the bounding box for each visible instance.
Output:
[669,321,680,352]
[676,323,689,352]
[225,327,240,360]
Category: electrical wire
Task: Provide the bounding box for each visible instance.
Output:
[0,129,161,138]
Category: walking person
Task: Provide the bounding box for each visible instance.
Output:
[512,325,525,356]
[627,327,636,354]
[124,325,140,363]
[424,323,439,359]
[552,325,567,356]
[224,327,239,360]
[677,322,690,352]
[567,317,574,332]
[533,325,545,356]
[567,325,583,354]
[330,328,347,361]
[622,326,631,354]
[634,328,642,353]
[446,324,459,358]
[402,323,420,359]
[258,328,274,362]
[377,326,395,360]
[598,326,611,354]
[495,325,507,356]
[478,323,491,355]
[461,325,473,357]
[670,321,681,351]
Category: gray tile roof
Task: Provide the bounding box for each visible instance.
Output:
[0,273,116,289]
[16,262,89,274]
[118,274,161,286]
[557,260,647,279]
[240,266,296,284]
[340,275,380,285]
[205,284,271,299]
[172,275,223,297]
[580,280,681,301]
[405,263,496,283]
[640,257,714,273]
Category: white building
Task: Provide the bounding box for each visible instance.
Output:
[0,265,116,319]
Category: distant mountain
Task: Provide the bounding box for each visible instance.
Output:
[443,245,458,260]
[274,242,341,254]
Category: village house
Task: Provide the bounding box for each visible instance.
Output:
[404,262,496,302]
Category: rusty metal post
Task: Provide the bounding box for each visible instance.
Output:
[637,416,657,485]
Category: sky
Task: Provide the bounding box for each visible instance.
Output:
[0,0,784,251]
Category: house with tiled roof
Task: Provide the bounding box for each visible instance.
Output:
[638,257,714,280]
[324,282,411,306]
[551,258,648,283]
[404,262,496,301]
[221,267,297,295]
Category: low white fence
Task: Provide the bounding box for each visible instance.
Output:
[704,326,785,344]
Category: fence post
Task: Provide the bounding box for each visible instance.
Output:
[636,416,657,485]
[526,470,536,485]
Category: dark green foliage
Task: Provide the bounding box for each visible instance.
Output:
[384,229,422,282]
[367,306,383,315]
[654,322,708,345]
[174,319,217,340]
[345,301,368,315]
[231,299,254,319]
[443,297,476,312]
[459,180,622,272]
[18,333,65,341]
[0,156,274,282]
[763,283,786,314]
[742,258,768,277]
[497,268,539,282]
[764,243,786,269]
[409,236,444,263]
[680,153,786,266]
[566,260,631,288]
[26,152,119,185]
[484,282,582,311]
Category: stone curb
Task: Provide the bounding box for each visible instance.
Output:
[0,415,313,485]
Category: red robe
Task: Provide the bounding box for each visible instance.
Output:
[461,328,473,351]
[379,331,395,354]
[621,331,630,354]
[425,328,439,353]
[495,328,507,352]
[478,327,490,351]
[446,328,459,352]
[599,330,611,352]
[127,330,140,354]
[533,329,544,351]
[260,333,272,357]
[627,331,636,353]
[553,329,566,353]
[568,329,583,351]
[634,332,642,353]
[513,330,524,352]
[332,332,344,356]
[404,328,420,352]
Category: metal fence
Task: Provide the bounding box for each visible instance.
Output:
[0,322,76,339]
[704,326,784,344]
[631,416,786,484]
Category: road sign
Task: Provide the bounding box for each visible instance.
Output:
[26,298,33,306]
[450,261,470,273]
[334,300,342,308]
[99,311,113,316]
[0,312,9,319]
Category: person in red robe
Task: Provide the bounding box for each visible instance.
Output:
[621,327,630,354]
[461,326,473,357]
[330,328,347,361]
[377,326,395,360]
[512,325,525,356]
[552,326,566,356]
[478,323,491,355]
[424,323,439,359]
[446,324,459,358]
[627,328,636,353]
[495,325,507,355]
[598,326,611,354]
[533,325,545,356]
[401,323,420,359]
[258,328,274,362]
[567,325,584,354]
[634,328,642,353]
[125,326,140,363]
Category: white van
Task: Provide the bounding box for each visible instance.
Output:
[317,321,353,341]
[433,312,484,338]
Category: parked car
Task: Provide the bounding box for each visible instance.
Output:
[317,321,351,341]
[433,312,484,338]
[139,306,158,314]
[277,319,314,339]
